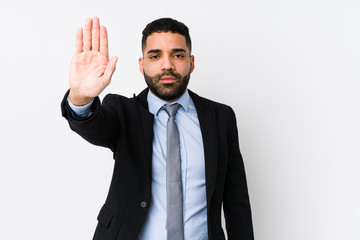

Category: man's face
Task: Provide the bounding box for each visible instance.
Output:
[139,32,194,102]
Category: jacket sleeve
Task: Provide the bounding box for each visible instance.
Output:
[61,90,121,152]
[223,107,254,239]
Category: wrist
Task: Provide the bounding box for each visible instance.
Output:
[68,90,93,106]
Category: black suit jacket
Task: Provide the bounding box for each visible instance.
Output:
[61,88,254,240]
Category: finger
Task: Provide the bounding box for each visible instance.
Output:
[83,18,92,51]
[74,27,83,54]
[100,26,109,57]
[102,56,118,85]
[92,16,100,51]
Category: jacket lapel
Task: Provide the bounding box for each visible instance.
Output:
[134,89,154,185]
[189,90,219,208]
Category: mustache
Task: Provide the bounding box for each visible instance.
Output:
[158,70,182,79]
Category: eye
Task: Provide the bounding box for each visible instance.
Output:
[150,55,159,60]
[174,54,184,58]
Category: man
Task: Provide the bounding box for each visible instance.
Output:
[61,16,254,240]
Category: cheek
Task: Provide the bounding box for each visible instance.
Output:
[177,62,191,74]
[143,62,159,76]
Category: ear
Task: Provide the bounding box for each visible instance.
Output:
[139,57,144,75]
[190,55,195,73]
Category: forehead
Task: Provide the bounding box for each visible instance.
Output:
[144,32,189,53]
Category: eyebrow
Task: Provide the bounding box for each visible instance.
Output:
[147,49,161,54]
[172,48,187,53]
[146,48,187,55]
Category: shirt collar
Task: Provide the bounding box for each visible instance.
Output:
[147,89,190,116]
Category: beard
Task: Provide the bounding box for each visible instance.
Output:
[143,69,191,101]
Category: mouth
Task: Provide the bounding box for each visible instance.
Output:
[159,76,176,84]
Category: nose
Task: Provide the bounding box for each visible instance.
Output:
[161,55,175,71]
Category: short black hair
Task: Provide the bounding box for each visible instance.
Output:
[142,18,192,54]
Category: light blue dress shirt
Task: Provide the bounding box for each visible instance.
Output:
[67,90,208,239]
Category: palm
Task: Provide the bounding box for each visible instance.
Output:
[70,51,109,97]
[69,17,118,105]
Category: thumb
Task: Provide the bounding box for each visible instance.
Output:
[102,56,118,85]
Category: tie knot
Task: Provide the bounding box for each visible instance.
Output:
[163,103,181,117]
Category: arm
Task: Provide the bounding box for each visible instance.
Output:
[62,17,120,151]
[223,108,254,239]
[61,90,121,152]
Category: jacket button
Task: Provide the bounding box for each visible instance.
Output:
[141,201,147,208]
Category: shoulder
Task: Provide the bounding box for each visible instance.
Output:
[101,93,139,109]
[104,88,149,109]
[103,93,132,103]
[102,90,150,117]
[188,89,235,115]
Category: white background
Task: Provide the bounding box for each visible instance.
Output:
[0,0,359,239]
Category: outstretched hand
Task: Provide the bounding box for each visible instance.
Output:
[69,17,118,106]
